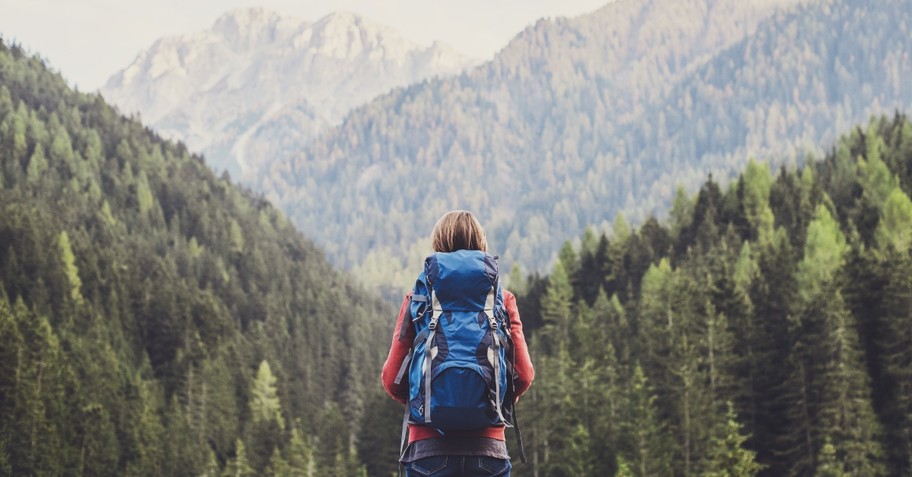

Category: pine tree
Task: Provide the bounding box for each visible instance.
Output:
[265,447,290,477]
[701,403,763,477]
[246,360,286,472]
[741,160,775,243]
[201,449,221,477]
[222,439,255,477]
[616,456,636,477]
[286,427,315,477]
[26,143,47,184]
[124,378,166,476]
[876,251,912,474]
[750,228,797,474]
[814,439,848,477]
[539,259,573,353]
[783,203,887,476]
[57,231,83,304]
[619,365,672,477]
[874,187,912,252]
[250,360,284,428]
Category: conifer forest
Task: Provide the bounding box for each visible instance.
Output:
[2,6,912,477]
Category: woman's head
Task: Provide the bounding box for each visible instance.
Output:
[431,210,488,253]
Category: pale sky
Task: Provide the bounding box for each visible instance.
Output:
[0,0,611,91]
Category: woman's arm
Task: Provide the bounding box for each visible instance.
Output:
[380,292,413,405]
[503,290,534,399]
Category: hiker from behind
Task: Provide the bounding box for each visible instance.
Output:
[381,210,535,477]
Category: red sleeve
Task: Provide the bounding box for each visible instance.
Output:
[503,290,534,400]
[381,292,414,405]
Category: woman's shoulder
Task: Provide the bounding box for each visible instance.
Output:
[501,289,518,311]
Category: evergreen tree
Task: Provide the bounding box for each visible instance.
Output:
[250,360,284,428]
[702,403,763,477]
[874,187,912,252]
[26,142,47,184]
[619,365,672,477]
[539,259,573,353]
[876,251,912,473]
[222,439,255,477]
[247,360,286,471]
[814,439,848,477]
[286,427,315,477]
[57,230,83,304]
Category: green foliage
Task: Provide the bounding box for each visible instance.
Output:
[874,187,912,252]
[796,204,847,303]
[56,230,83,304]
[702,403,763,477]
[0,39,390,476]
[514,115,912,476]
[222,439,255,477]
[250,360,284,429]
[26,142,46,183]
[814,439,848,477]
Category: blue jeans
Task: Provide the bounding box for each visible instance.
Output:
[405,455,511,476]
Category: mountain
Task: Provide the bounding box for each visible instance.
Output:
[0,39,397,476]
[257,0,912,292]
[511,113,912,476]
[101,8,478,179]
[256,0,798,286]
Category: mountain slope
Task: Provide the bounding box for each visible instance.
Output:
[101,8,478,179]
[0,39,393,475]
[620,0,912,220]
[257,0,801,286]
[259,0,912,290]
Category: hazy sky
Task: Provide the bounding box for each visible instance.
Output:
[1,0,610,91]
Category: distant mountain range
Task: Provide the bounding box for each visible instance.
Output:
[101,8,479,179]
[250,0,911,292]
[103,0,912,295]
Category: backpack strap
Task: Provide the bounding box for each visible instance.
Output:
[399,293,428,341]
[499,290,527,463]
[398,403,410,477]
[393,349,412,386]
[511,404,527,463]
[422,289,441,424]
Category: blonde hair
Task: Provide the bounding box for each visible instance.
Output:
[431,210,488,253]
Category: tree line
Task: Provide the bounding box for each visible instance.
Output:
[509,113,912,476]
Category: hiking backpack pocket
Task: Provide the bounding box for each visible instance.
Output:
[410,361,495,430]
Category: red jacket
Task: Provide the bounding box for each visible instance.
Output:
[381,289,534,443]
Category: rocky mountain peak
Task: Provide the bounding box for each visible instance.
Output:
[101,8,479,179]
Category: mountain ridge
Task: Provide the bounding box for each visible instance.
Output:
[259,0,819,291]
[101,7,479,178]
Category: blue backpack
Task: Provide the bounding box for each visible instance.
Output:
[395,250,512,431]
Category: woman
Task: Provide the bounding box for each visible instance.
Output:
[381,210,535,477]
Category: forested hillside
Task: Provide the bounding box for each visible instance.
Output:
[510,114,912,476]
[0,39,396,476]
[622,0,912,221]
[258,0,912,294]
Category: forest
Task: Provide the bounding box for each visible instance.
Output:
[0,39,396,476]
[507,113,912,476]
[3,8,912,477]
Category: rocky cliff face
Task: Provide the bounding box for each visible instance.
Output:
[102,8,478,178]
